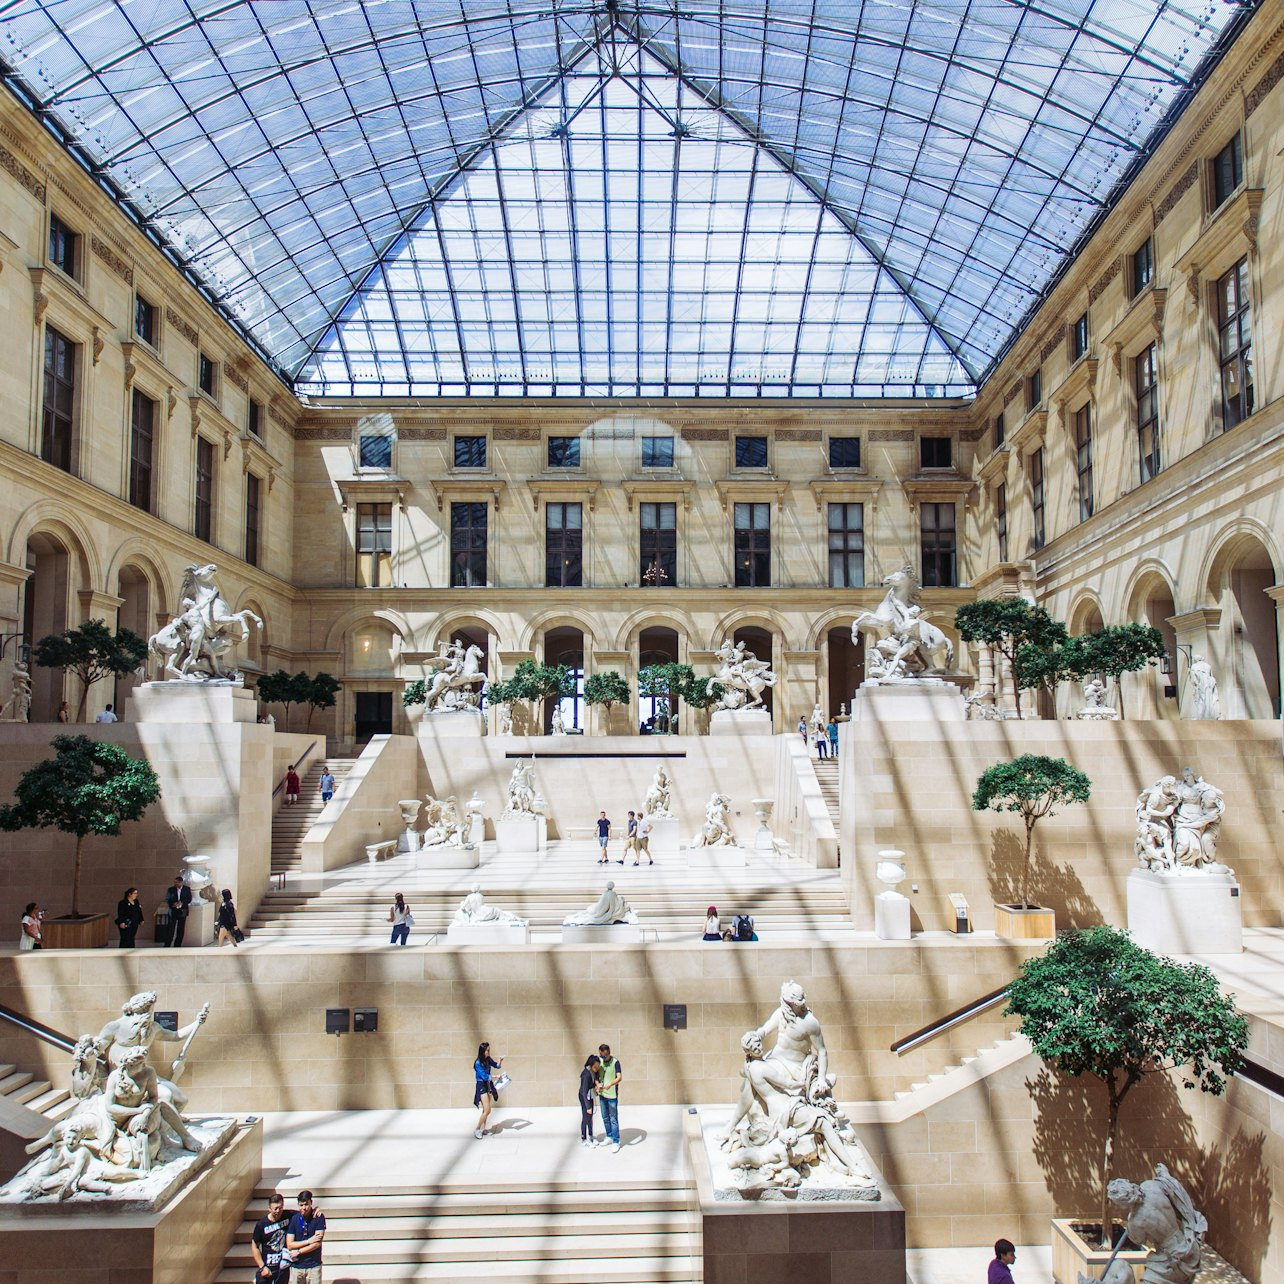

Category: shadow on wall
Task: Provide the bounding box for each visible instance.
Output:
[1027,1066,1271,1279]
[986,829,1102,927]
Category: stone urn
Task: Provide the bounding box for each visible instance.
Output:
[183,853,215,904]
[874,849,911,940]
[465,790,486,846]
[751,798,775,851]
[397,799,422,852]
[875,849,907,893]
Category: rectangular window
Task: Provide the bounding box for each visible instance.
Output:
[919,436,952,470]
[247,398,263,440]
[450,502,488,587]
[733,502,771,587]
[735,435,768,469]
[41,326,76,473]
[641,436,674,468]
[995,484,1008,562]
[454,435,487,468]
[1212,133,1242,210]
[194,437,216,543]
[135,294,158,346]
[1131,239,1154,296]
[198,353,217,398]
[1030,448,1046,551]
[1074,405,1093,522]
[827,503,864,589]
[1072,313,1089,361]
[128,389,155,513]
[48,213,78,278]
[547,436,580,468]
[356,503,392,588]
[1136,344,1161,483]
[245,473,262,567]
[640,502,677,586]
[920,503,957,588]
[828,436,861,469]
[545,502,583,587]
[993,413,1005,450]
[358,431,394,469]
[1217,257,1253,430]
[1027,369,1042,412]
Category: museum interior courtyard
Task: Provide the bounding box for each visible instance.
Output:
[0,1,1282,1281]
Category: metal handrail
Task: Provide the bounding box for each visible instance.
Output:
[271,740,318,800]
[890,985,1011,1056]
[0,1001,76,1053]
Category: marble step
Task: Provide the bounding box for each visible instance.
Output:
[0,1071,34,1097]
[216,1258,700,1283]
[248,1179,690,1200]
[233,1210,692,1240]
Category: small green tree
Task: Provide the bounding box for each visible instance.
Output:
[584,671,630,732]
[1064,624,1167,719]
[639,662,691,732]
[33,619,149,721]
[402,679,428,708]
[302,672,340,729]
[257,669,305,730]
[509,660,575,733]
[1007,926,1247,1244]
[678,667,725,732]
[0,734,161,917]
[971,753,1091,909]
[955,598,1067,717]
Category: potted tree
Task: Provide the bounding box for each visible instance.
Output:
[678,667,725,735]
[972,753,1090,938]
[638,661,691,734]
[509,659,575,734]
[0,734,161,948]
[955,598,1067,718]
[1064,624,1167,720]
[584,671,630,735]
[1007,927,1246,1278]
[33,619,149,722]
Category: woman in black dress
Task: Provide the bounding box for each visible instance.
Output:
[216,888,241,947]
[115,887,144,949]
[579,1053,602,1147]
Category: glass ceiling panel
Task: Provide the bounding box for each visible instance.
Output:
[0,0,1254,396]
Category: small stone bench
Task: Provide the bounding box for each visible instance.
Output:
[365,840,398,863]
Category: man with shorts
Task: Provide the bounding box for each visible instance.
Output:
[596,811,612,864]
[624,811,638,864]
[636,811,653,865]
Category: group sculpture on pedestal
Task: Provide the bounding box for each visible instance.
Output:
[708,640,777,711]
[690,792,736,848]
[418,639,487,713]
[1093,1166,1206,1284]
[1134,766,1227,872]
[420,795,468,848]
[147,564,262,683]
[851,566,953,683]
[503,759,539,815]
[643,765,674,818]
[453,884,527,928]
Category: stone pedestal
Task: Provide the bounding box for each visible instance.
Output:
[417,708,484,736]
[185,899,216,947]
[709,709,773,737]
[688,844,747,868]
[1127,866,1243,954]
[874,891,912,940]
[647,817,680,857]
[446,922,530,945]
[126,682,257,724]
[417,843,480,870]
[494,815,540,853]
[560,923,645,944]
[851,681,965,722]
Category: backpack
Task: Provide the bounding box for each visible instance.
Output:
[733,914,754,941]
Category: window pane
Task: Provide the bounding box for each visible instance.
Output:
[735,435,768,468]
[547,437,580,468]
[454,435,487,468]
[642,436,674,468]
[360,433,394,468]
[828,437,860,469]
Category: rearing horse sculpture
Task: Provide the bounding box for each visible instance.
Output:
[148,564,263,681]
[851,566,953,676]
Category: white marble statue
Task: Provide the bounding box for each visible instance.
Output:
[643,764,674,818]
[691,792,736,848]
[1092,1166,1205,1284]
[1135,767,1227,873]
[851,566,953,680]
[502,759,538,815]
[418,638,487,712]
[809,703,826,741]
[453,884,528,927]
[497,701,513,736]
[0,660,32,722]
[147,563,263,682]
[720,981,876,1193]
[964,691,1003,720]
[421,795,468,847]
[562,880,637,926]
[95,992,210,1112]
[1189,654,1221,721]
[551,705,567,735]
[1076,676,1119,720]
[708,639,777,711]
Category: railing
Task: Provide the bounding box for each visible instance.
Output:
[1236,1056,1284,1100]
[890,985,1011,1055]
[0,1001,76,1053]
[271,739,318,800]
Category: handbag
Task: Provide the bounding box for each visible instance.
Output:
[404,913,416,928]
[493,1072,511,1092]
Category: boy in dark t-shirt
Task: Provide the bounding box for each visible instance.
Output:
[251,1193,292,1282]
[286,1190,326,1283]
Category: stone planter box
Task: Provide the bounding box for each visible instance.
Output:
[1050,1218,1147,1284]
[41,913,110,950]
[993,904,1055,941]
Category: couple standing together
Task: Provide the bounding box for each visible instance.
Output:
[578,1044,623,1151]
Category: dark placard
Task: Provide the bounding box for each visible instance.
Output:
[325,1008,350,1035]
[663,1004,687,1031]
[154,1010,179,1032]
[353,1007,379,1033]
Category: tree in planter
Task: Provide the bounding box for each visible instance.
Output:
[301,672,340,729]
[1006,926,1246,1246]
[972,754,1091,910]
[0,734,161,918]
[258,670,340,731]
[33,619,149,722]
[584,671,630,733]
[509,660,576,733]
[955,598,1067,717]
[1064,624,1167,720]
[678,667,726,733]
[638,662,692,733]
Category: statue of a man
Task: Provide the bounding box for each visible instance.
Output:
[102,1047,201,1171]
[454,884,527,927]
[1135,776,1178,870]
[643,765,673,818]
[1102,1166,1205,1284]
[96,992,209,1111]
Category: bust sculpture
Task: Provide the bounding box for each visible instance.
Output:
[562,880,637,926]
[691,792,736,848]
[708,639,777,711]
[1099,1166,1205,1284]
[1134,767,1226,873]
[1189,655,1221,721]
[147,563,262,683]
[453,884,527,927]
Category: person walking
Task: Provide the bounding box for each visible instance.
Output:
[115,887,143,949]
[284,765,300,805]
[165,876,192,948]
[595,810,612,864]
[624,810,638,864]
[596,1043,622,1152]
[318,765,335,804]
[95,703,118,724]
[286,1190,326,1284]
[636,810,654,865]
[19,903,43,950]
[988,1239,1017,1284]
[827,718,838,759]
[251,1192,293,1283]
[578,1053,601,1147]
[388,892,413,946]
[474,1041,504,1138]
[216,888,241,946]
[797,715,807,742]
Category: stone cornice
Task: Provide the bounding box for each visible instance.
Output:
[620,479,696,511]
[526,477,602,512]
[805,478,882,511]
[1103,288,1168,372]
[427,478,508,512]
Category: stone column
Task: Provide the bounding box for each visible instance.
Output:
[590,649,631,736]
[77,588,126,722]
[1266,587,1284,720]
[0,560,32,716]
[1166,608,1222,719]
[783,649,819,727]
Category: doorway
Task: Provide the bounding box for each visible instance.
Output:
[354,691,392,746]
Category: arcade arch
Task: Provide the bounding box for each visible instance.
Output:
[1125,571,1178,721]
[1205,532,1281,718]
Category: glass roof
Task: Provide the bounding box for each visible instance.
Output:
[0,0,1254,397]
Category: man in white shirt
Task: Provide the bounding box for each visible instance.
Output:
[636,812,654,865]
[95,704,119,723]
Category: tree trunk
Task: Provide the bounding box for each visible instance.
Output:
[1116,676,1127,720]
[75,673,90,722]
[1101,1088,1120,1248]
[1021,814,1035,908]
[71,833,84,918]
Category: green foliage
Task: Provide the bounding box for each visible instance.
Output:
[1007,925,1247,1239]
[33,619,149,721]
[678,669,725,712]
[258,669,339,731]
[584,671,630,712]
[0,734,161,917]
[1069,624,1167,680]
[484,678,519,707]
[402,679,428,708]
[509,659,576,703]
[972,753,1091,908]
[303,672,340,728]
[954,599,1067,715]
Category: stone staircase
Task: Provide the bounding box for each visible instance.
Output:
[890,1034,1031,1110]
[0,1059,74,1122]
[270,759,356,875]
[812,757,840,850]
[216,1177,700,1282]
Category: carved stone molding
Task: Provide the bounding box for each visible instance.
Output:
[1155,161,1199,225]
[165,307,198,347]
[493,426,540,442]
[0,142,45,203]
[867,429,912,443]
[294,427,353,441]
[399,427,447,441]
[92,326,104,367]
[90,235,133,285]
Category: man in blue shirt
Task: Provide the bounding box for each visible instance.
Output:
[596,811,612,864]
[286,1190,326,1283]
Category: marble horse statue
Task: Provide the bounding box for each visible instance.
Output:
[850,565,953,677]
[148,564,262,682]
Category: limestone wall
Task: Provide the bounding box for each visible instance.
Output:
[839,717,1284,933]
